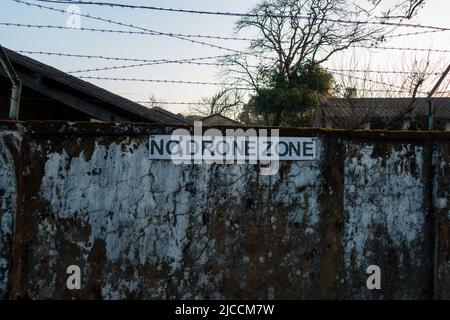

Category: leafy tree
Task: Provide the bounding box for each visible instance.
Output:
[244,62,333,126]
[223,0,427,127]
[222,0,386,126]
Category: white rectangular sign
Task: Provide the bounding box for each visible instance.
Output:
[149,135,317,161]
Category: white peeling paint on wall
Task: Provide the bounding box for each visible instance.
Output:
[273,154,323,233]
[37,137,325,299]
[40,141,213,298]
[342,143,426,276]
[0,122,448,299]
[435,151,450,219]
[19,131,442,299]
[0,131,21,298]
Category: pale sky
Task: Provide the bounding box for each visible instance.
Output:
[1,0,449,114]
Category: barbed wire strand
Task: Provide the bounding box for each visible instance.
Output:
[76,75,441,96]
[77,75,254,90]
[330,71,429,95]
[13,0,250,55]
[11,49,442,75]
[0,21,255,41]
[14,49,233,63]
[3,22,450,50]
[30,0,450,31]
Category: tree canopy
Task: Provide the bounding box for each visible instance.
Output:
[221,0,427,127]
[248,62,333,126]
[223,0,387,126]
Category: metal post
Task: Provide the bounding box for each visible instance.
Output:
[428,99,433,130]
[427,64,450,131]
[424,64,450,298]
[0,45,22,120]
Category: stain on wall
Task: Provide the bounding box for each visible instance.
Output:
[434,142,450,299]
[342,142,431,299]
[0,122,449,299]
[0,130,21,299]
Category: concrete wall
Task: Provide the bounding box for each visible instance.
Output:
[0,121,449,299]
[0,129,21,299]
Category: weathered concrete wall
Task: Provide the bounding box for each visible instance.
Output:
[0,130,20,299]
[0,121,449,299]
[434,142,450,299]
[342,141,432,299]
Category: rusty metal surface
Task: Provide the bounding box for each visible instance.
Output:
[0,121,449,299]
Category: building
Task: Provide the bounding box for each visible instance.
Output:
[150,107,193,125]
[315,97,450,131]
[186,114,241,126]
[186,113,240,126]
[0,48,190,124]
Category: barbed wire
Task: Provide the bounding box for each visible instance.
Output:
[77,74,439,96]
[13,0,250,55]
[330,71,430,94]
[66,60,232,74]
[70,63,446,75]
[10,49,446,76]
[354,45,450,53]
[383,28,449,39]
[326,68,441,76]
[0,95,214,105]
[78,75,254,90]
[0,21,254,41]
[137,95,449,104]
[14,49,233,63]
[30,0,450,31]
[3,94,447,106]
[137,101,211,106]
[9,47,447,95]
[70,61,446,75]
[4,22,450,55]
[8,1,449,100]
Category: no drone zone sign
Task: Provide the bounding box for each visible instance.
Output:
[149,135,317,162]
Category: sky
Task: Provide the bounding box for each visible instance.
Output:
[0,0,449,115]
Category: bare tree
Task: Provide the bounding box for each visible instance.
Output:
[218,0,434,127]
[328,54,444,129]
[369,0,425,19]
[189,88,243,119]
[222,0,387,91]
[146,94,167,109]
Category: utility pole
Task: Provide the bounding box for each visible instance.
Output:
[0,45,22,120]
[427,64,450,130]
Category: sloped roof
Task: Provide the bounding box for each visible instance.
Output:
[201,114,240,126]
[151,107,192,124]
[2,48,188,124]
[320,97,450,121]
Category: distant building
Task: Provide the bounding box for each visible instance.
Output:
[149,107,192,125]
[315,97,450,131]
[185,114,241,126]
[199,114,240,126]
[0,48,189,124]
